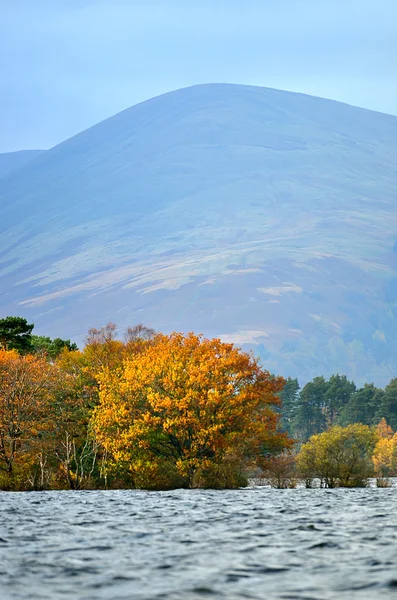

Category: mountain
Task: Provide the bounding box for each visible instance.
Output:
[1,83,397,385]
[0,150,44,179]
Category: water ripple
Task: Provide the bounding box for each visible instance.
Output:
[0,488,396,599]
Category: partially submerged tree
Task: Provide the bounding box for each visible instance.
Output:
[259,450,297,489]
[92,332,291,489]
[296,424,376,487]
[372,419,397,478]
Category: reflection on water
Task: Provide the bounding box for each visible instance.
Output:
[0,488,396,599]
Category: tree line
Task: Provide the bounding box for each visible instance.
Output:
[261,419,397,489]
[1,316,396,491]
[0,317,290,490]
[279,374,397,440]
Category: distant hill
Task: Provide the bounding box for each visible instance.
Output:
[1,83,397,385]
[0,150,44,179]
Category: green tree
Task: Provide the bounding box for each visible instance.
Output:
[294,376,328,441]
[279,377,299,436]
[0,316,34,354]
[339,383,383,426]
[326,374,356,426]
[376,378,397,430]
[31,335,78,360]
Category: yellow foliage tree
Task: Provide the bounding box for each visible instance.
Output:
[297,424,376,487]
[376,417,394,440]
[53,326,156,489]
[92,332,290,489]
[372,420,397,477]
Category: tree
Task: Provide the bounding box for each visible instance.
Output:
[0,316,34,354]
[31,335,78,360]
[376,417,394,440]
[294,377,329,441]
[325,374,356,426]
[84,323,125,371]
[124,324,156,343]
[375,378,397,430]
[259,450,296,488]
[0,349,59,482]
[296,424,376,487]
[372,437,397,477]
[52,326,159,489]
[372,419,397,478]
[92,332,291,489]
[279,377,299,436]
[339,383,383,426]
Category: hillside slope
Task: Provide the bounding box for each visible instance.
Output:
[0,150,44,179]
[1,83,397,384]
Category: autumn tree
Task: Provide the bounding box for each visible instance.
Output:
[52,347,104,489]
[84,322,125,371]
[372,437,397,478]
[376,417,394,440]
[51,324,156,489]
[259,450,297,489]
[0,349,59,487]
[124,324,156,343]
[92,332,290,489]
[296,424,376,488]
[372,419,397,478]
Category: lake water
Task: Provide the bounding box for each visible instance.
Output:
[0,488,396,599]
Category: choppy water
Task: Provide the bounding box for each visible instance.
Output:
[0,488,396,599]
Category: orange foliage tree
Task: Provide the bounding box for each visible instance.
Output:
[372,419,397,477]
[92,332,290,489]
[0,349,59,486]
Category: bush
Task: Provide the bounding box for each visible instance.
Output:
[259,451,297,488]
[192,455,248,489]
[296,424,376,488]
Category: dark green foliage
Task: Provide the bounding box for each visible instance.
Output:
[285,373,397,441]
[0,316,78,360]
[279,377,299,436]
[288,375,367,441]
[325,374,356,426]
[293,377,329,441]
[339,383,383,426]
[375,378,397,430]
[31,335,78,359]
[0,316,34,353]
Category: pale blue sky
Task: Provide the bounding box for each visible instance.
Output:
[1,0,396,152]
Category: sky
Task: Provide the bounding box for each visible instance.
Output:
[1,0,396,152]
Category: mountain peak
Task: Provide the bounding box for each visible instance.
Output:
[1,84,397,384]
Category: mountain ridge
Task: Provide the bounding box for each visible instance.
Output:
[1,83,397,384]
[0,149,44,180]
